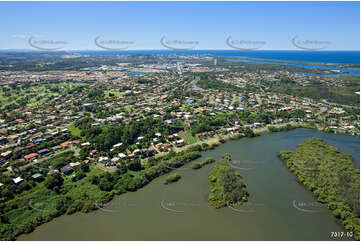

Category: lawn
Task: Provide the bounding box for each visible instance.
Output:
[105,90,123,97]
[179,131,200,144]
[67,125,82,137]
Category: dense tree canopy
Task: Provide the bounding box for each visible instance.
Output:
[44,173,64,191]
[279,138,360,240]
[208,154,249,208]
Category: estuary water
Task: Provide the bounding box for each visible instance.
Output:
[224,58,360,76]
[76,50,360,65]
[19,129,360,241]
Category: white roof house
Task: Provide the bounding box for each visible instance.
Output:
[70,162,81,167]
[81,142,90,146]
[113,143,123,148]
[118,153,126,158]
[99,156,109,163]
[111,157,120,162]
[13,177,24,184]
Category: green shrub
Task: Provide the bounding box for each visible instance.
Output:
[66,200,84,215]
[191,163,202,169]
[164,173,181,184]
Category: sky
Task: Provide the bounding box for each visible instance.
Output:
[0,1,359,50]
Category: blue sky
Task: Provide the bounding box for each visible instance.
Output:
[0,1,359,50]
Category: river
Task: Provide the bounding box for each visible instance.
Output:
[19,129,360,241]
[224,58,360,76]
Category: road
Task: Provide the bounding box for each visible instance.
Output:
[255,94,262,105]
[322,99,358,109]
[189,76,205,92]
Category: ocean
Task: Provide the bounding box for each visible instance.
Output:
[75,50,360,65]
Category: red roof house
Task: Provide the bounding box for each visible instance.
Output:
[24,153,39,160]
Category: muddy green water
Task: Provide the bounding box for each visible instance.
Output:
[19,129,360,241]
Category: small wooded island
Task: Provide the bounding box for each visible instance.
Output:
[279,138,360,240]
[164,173,181,184]
[208,154,249,208]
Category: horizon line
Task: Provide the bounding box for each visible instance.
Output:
[0,49,360,52]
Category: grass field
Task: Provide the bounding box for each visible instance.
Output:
[0,82,87,110]
[67,125,82,137]
[179,132,200,144]
[105,90,123,97]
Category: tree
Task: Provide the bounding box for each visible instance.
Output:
[0,214,8,223]
[244,128,255,137]
[191,163,202,169]
[128,159,142,171]
[71,171,86,182]
[44,173,64,190]
[98,179,113,191]
[1,188,14,200]
[80,163,90,173]
[116,162,127,174]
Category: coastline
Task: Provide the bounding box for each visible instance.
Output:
[224,56,360,69]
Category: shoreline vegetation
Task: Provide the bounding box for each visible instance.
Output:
[1,126,358,240]
[164,173,181,184]
[0,146,202,241]
[279,138,360,240]
[166,122,357,162]
[208,154,249,208]
[191,157,216,170]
